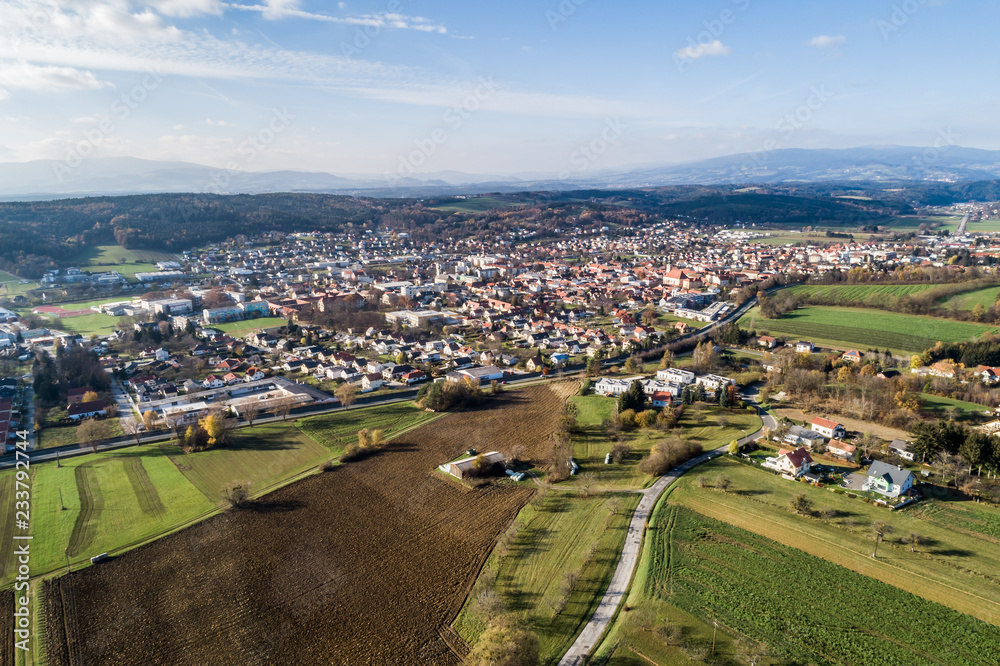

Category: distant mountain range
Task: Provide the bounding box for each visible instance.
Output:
[3,146,1000,200]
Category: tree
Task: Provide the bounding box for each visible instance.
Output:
[77,419,110,453]
[617,379,646,414]
[909,355,924,370]
[904,531,926,553]
[200,411,235,447]
[623,355,642,374]
[81,390,100,403]
[274,396,296,421]
[789,493,813,516]
[242,402,261,428]
[658,349,674,370]
[141,410,157,432]
[819,507,836,523]
[715,474,731,492]
[467,616,539,666]
[336,383,359,410]
[871,521,894,558]
[728,439,740,455]
[121,416,143,445]
[220,481,252,510]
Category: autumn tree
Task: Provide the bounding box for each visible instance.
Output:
[121,416,144,445]
[467,615,539,666]
[220,481,252,510]
[789,493,813,516]
[141,410,158,432]
[336,383,359,410]
[81,390,100,404]
[199,411,236,447]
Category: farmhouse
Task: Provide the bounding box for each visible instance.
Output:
[810,417,845,439]
[827,439,857,460]
[889,439,915,462]
[862,461,915,498]
[444,451,506,479]
[770,447,813,477]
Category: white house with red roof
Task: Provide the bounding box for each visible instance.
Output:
[810,416,846,439]
[772,447,814,477]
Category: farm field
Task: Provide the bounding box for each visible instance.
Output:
[454,491,642,665]
[784,283,942,300]
[42,384,568,665]
[883,215,965,232]
[919,393,989,418]
[739,305,996,355]
[943,285,1000,311]
[596,504,1000,665]
[659,456,1000,627]
[0,269,36,296]
[0,403,437,587]
[431,196,525,213]
[209,316,287,336]
[72,244,179,277]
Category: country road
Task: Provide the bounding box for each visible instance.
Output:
[558,387,774,666]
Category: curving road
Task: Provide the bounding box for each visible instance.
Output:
[558,387,775,665]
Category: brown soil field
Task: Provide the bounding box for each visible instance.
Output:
[774,406,912,442]
[44,385,569,665]
[0,589,12,665]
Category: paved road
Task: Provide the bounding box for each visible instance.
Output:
[558,389,772,665]
[957,212,970,235]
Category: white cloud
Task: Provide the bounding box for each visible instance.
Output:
[807,34,847,48]
[146,0,224,17]
[0,89,9,101]
[674,40,730,61]
[227,1,447,33]
[0,60,111,92]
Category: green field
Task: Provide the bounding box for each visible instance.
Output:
[431,196,525,213]
[209,317,287,336]
[883,215,965,233]
[52,312,121,337]
[741,305,996,355]
[785,283,941,300]
[0,403,431,586]
[0,270,37,296]
[72,244,178,277]
[454,491,641,665]
[943,285,1000,311]
[650,456,1000,628]
[596,504,1000,665]
[919,393,989,418]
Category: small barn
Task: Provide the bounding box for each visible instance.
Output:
[446,451,506,479]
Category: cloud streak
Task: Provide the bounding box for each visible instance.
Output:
[807,34,847,48]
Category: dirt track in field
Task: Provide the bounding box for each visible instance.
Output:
[44,385,569,665]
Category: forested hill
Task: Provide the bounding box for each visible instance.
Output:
[0,193,383,277]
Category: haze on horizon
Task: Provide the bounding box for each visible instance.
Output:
[0,0,995,179]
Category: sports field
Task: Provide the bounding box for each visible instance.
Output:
[595,503,1000,665]
[740,305,996,355]
[209,317,287,336]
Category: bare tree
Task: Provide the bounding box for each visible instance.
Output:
[871,521,894,558]
[790,493,813,516]
[121,416,143,445]
[904,531,926,553]
[819,507,836,523]
[578,472,596,498]
[220,481,252,510]
[715,474,731,493]
[273,396,295,421]
[77,419,111,453]
[242,402,261,428]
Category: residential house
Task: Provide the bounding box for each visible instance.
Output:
[794,341,814,353]
[841,350,863,363]
[202,375,225,389]
[67,400,108,421]
[773,447,813,477]
[827,439,857,460]
[888,439,916,462]
[862,461,915,498]
[810,417,846,439]
[757,335,777,349]
[782,425,826,449]
[362,373,384,391]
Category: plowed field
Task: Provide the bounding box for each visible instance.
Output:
[44,385,569,665]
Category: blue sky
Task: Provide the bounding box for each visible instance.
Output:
[0,0,994,178]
